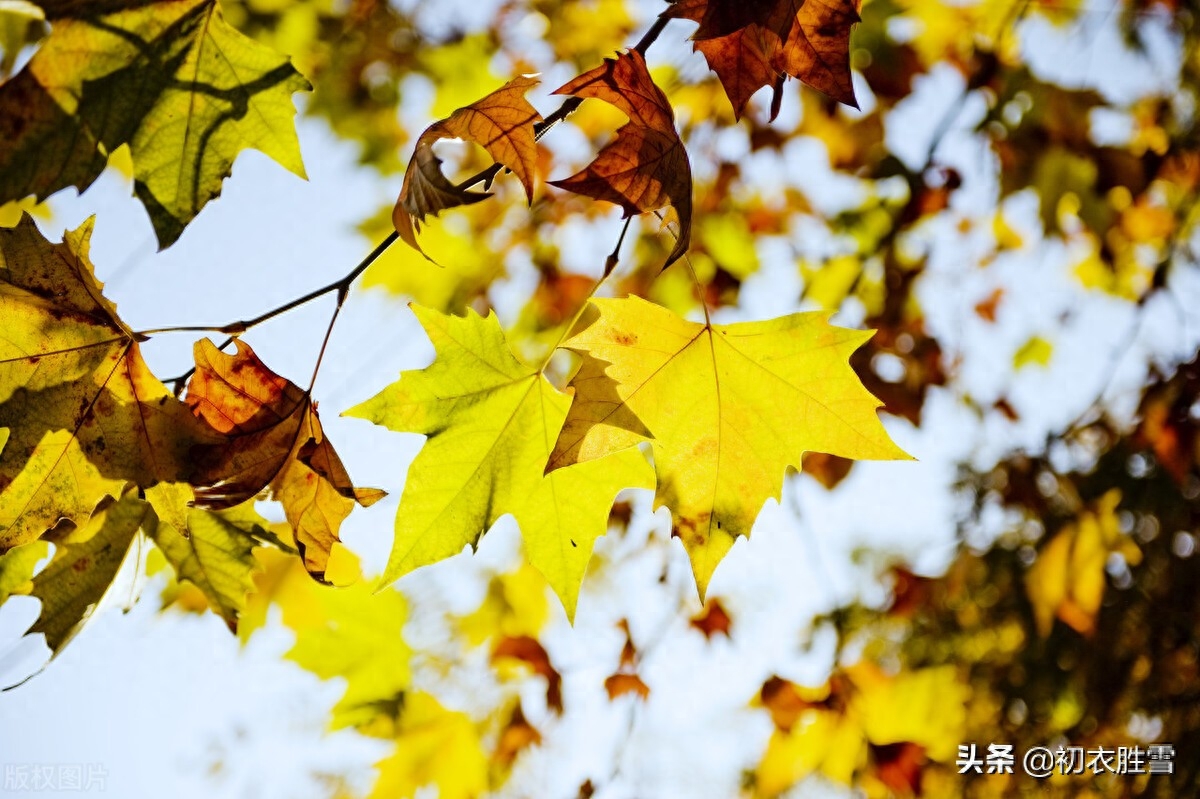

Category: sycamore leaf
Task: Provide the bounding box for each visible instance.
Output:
[0,0,310,248]
[664,0,860,114]
[693,25,781,120]
[347,305,652,617]
[0,215,215,553]
[27,495,150,656]
[548,297,909,595]
[144,483,265,631]
[550,50,693,268]
[184,339,383,582]
[394,75,542,259]
[690,597,733,639]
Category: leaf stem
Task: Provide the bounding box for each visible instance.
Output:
[538,216,632,374]
[156,13,676,393]
[161,231,399,394]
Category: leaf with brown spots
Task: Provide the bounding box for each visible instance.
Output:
[550,50,693,268]
[548,297,909,596]
[664,0,861,114]
[184,339,383,581]
[0,215,215,554]
[394,75,543,258]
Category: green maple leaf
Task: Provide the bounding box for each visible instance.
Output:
[348,305,653,620]
[0,0,309,247]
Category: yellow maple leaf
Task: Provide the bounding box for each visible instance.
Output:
[369,692,488,799]
[1025,489,1140,637]
[348,305,653,619]
[548,296,909,595]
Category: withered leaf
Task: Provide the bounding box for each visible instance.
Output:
[550,50,693,268]
[394,75,543,259]
[664,0,860,115]
[184,339,382,581]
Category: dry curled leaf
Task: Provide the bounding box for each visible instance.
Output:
[394,75,543,258]
[184,339,382,581]
[550,50,693,268]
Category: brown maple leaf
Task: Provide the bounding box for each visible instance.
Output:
[394,75,542,259]
[664,0,860,116]
[550,50,693,268]
[184,339,383,581]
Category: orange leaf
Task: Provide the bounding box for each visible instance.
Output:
[493,704,542,768]
[689,598,733,639]
[550,50,693,268]
[394,75,543,258]
[604,672,650,701]
[184,339,382,581]
[491,635,564,714]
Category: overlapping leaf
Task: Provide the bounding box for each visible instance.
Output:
[548,296,909,594]
[0,215,216,553]
[26,494,150,657]
[393,76,542,258]
[0,0,310,248]
[145,483,267,631]
[348,305,652,618]
[664,0,861,114]
[550,50,693,268]
[185,339,383,582]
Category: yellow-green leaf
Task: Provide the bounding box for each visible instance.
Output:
[0,0,310,247]
[548,296,909,595]
[27,496,150,656]
[348,305,652,614]
[514,447,652,621]
[0,537,47,606]
[145,483,265,632]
